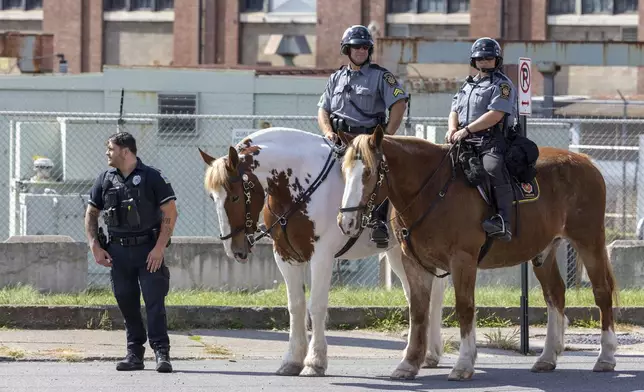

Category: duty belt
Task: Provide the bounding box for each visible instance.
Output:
[343,125,377,135]
[110,231,157,247]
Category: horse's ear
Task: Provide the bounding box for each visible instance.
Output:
[227,146,240,171]
[199,148,216,166]
[370,125,384,149]
[337,130,349,146]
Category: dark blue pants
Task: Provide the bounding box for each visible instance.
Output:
[107,241,170,352]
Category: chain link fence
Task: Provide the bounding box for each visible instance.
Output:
[0,109,639,290]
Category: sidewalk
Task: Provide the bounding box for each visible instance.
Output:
[1,326,644,362]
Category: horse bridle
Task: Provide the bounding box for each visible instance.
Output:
[339,143,458,278]
[218,166,260,248]
[220,143,339,256]
[337,151,389,230]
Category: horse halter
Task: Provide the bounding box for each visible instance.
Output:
[338,150,389,229]
[218,167,259,248]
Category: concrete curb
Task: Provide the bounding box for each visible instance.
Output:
[1,305,643,330]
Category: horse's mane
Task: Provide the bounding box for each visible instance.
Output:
[204,158,232,193]
[342,134,380,178]
[343,134,447,178]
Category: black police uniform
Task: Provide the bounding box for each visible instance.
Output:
[88,157,176,371]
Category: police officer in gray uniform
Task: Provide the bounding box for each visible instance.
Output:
[446,37,516,242]
[84,132,178,373]
[317,24,409,248]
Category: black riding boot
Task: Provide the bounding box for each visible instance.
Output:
[482,184,513,241]
[116,346,145,371]
[370,200,389,248]
[154,347,173,373]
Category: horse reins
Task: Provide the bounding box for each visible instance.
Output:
[340,142,459,278]
[248,141,344,262]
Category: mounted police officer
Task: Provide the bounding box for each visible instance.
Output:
[317,24,409,248]
[446,37,516,242]
[84,132,178,373]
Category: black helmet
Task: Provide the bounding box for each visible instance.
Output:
[470,37,503,71]
[340,25,374,56]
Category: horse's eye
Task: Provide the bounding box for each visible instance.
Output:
[209,194,214,201]
[231,195,240,202]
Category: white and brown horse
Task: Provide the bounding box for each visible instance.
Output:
[198,127,448,377]
[337,127,619,381]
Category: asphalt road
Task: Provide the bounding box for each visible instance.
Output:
[2,353,644,392]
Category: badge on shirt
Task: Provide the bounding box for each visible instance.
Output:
[132,175,141,186]
[383,72,397,87]
[499,83,511,99]
[393,88,404,97]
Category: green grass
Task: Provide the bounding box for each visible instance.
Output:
[0,283,642,308]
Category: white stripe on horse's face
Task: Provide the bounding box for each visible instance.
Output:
[211,188,234,259]
[339,160,365,237]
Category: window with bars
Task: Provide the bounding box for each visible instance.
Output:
[0,0,42,10]
[157,94,197,136]
[104,0,174,11]
[388,0,469,13]
[549,0,637,14]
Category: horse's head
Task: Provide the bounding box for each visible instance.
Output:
[200,146,265,263]
[337,126,388,237]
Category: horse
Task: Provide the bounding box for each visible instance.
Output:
[336,127,619,381]
[197,126,449,377]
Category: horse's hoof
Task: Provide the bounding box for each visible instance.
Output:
[447,367,474,381]
[421,357,440,368]
[276,362,304,376]
[593,361,616,372]
[300,365,325,377]
[531,361,556,373]
[389,368,417,380]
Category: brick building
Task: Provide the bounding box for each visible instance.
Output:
[0,0,642,94]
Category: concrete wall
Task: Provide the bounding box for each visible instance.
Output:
[1,236,640,293]
[0,235,87,293]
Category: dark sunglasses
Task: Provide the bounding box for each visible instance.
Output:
[350,45,370,50]
[474,56,496,61]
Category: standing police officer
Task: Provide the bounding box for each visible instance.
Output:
[446,37,516,242]
[317,24,409,248]
[84,132,178,373]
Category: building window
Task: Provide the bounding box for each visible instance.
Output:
[104,0,173,11]
[158,94,197,136]
[549,0,637,14]
[388,0,469,13]
[548,0,576,14]
[0,0,42,10]
[240,0,265,12]
[268,0,315,12]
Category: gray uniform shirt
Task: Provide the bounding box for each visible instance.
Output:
[450,71,517,129]
[318,62,409,127]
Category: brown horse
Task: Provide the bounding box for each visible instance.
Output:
[337,127,619,381]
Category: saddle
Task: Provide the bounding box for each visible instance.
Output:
[456,136,540,228]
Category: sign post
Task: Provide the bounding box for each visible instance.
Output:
[518,57,532,355]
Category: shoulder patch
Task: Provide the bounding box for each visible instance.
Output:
[383,72,398,87]
[499,83,511,99]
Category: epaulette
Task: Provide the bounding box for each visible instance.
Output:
[368,63,388,72]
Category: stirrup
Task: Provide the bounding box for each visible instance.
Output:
[483,214,511,237]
